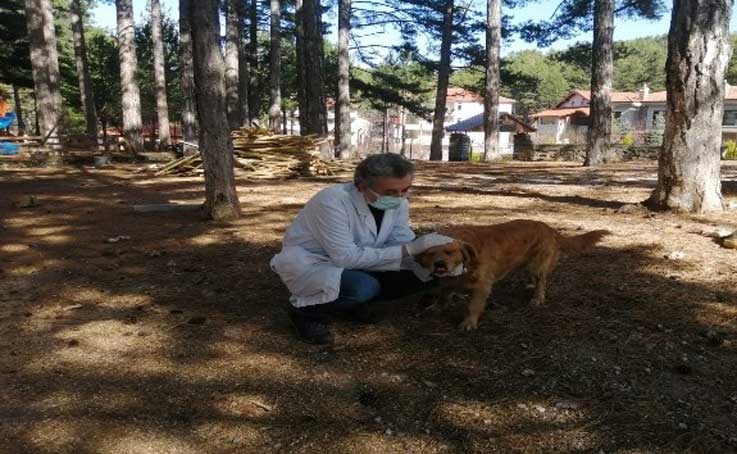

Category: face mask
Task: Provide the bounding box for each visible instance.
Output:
[367,188,405,211]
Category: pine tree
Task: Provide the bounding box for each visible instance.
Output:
[151,0,171,147]
[69,0,97,139]
[269,0,282,131]
[179,0,198,154]
[335,0,352,157]
[116,0,144,153]
[647,0,731,213]
[24,0,64,144]
[225,0,241,129]
[190,0,241,220]
[483,0,501,160]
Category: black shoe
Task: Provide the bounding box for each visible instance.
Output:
[287,305,335,345]
[348,303,385,324]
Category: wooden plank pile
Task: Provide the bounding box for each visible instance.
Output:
[154,128,354,178]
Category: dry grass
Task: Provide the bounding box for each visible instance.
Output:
[1,160,736,454]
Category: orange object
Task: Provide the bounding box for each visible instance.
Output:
[0,100,9,117]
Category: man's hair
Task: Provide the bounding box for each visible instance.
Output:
[354,153,415,188]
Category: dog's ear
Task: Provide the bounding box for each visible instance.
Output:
[460,241,478,267]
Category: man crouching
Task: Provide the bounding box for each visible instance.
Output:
[270,154,451,344]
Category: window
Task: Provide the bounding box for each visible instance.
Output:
[613,111,623,120]
[723,110,737,126]
[457,104,462,111]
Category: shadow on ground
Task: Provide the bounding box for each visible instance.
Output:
[1,162,736,453]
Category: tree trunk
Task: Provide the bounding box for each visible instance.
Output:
[335,0,352,158]
[248,0,259,123]
[69,0,97,140]
[190,0,241,220]
[429,0,454,161]
[382,105,389,153]
[646,0,731,213]
[24,0,63,145]
[225,0,241,130]
[116,0,143,153]
[238,1,249,127]
[302,0,327,135]
[12,85,26,135]
[269,0,282,132]
[179,0,198,155]
[295,0,307,135]
[151,0,171,148]
[585,0,614,166]
[399,106,406,156]
[483,0,501,160]
[33,92,40,136]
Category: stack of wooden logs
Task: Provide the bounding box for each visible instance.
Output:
[154,128,354,178]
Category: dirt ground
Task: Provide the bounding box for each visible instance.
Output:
[1,159,736,454]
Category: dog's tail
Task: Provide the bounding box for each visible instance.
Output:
[556,230,609,254]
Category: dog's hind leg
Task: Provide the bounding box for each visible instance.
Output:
[459,283,492,331]
[527,248,559,306]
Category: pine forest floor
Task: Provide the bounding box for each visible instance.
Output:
[1,159,737,453]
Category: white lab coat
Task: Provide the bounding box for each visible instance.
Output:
[270,182,430,307]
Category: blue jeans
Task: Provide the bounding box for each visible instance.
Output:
[332,269,427,310]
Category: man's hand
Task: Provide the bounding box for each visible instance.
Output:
[403,233,455,256]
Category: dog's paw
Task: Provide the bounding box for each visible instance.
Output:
[458,317,479,331]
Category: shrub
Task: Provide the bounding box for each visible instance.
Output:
[621,133,635,146]
[724,139,737,160]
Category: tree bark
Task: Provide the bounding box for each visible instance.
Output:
[69,0,97,140]
[382,105,389,153]
[335,0,352,158]
[24,0,64,145]
[179,0,198,155]
[12,85,26,136]
[269,0,282,132]
[646,0,731,213]
[225,0,241,130]
[32,91,40,136]
[295,0,307,135]
[116,0,143,153]
[585,0,614,166]
[238,1,249,127]
[399,106,406,156]
[151,0,171,148]
[190,0,241,220]
[248,0,259,123]
[429,0,454,161]
[483,0,501,160]
[302,0,327,135]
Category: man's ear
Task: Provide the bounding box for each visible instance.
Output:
[460,241,478,267]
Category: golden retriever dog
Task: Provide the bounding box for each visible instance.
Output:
[415,220,609,331]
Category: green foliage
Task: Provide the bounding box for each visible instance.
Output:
[469,150,483,161]
[724,139,737,160]
[727,36,737,85]
[646,113,665,145]
[450,68,484,94]
[351,53,434,119]
[614,36,667,91]
[135,9,182,124]
[517,0,665,47]
[0,0,33,87]
[500,50,571,116]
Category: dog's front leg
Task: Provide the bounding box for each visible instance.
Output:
[459,282,492,331]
